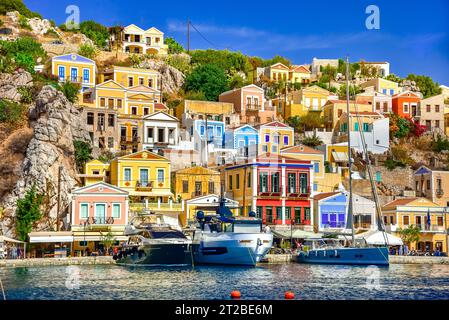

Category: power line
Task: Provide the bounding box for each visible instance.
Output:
[188,20,238,52]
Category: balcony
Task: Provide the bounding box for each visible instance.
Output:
[246,104,261,111]
[80,217,115,226]
[129,201,183,213]
[192,191,207,198]
[120,136,140,144]
[135,180,153,191]
[436,189,444,197]
[60,76,91,85]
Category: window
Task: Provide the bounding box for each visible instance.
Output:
[304,207,311,221]
[299,173,308,194]
[247,172,251,188]
[383,102,388,112]
[403,216,409,225]
[273,134,280,144]
[437,216,443,226]
[383,89,387,94]
[283,135,289,145]
[285,207,292,220]
[435,105,440,113]
[354,122,359,131]
[112,204,120,218]
[70,67,78,82]
[313,183,318,192]
[312,98,319,110]
[131,107,137,115]
[83,69,90,83]
[228,175,233,190]
[363,123,369,132]
[436,120,440,128]
[338,109,343,117]
[157,169,164,184]
[108,114,115,127]
[305,98,311,107]
[100,98,106,107]
[403,103,409,113]
[194,181,202,195]
[271,145,278,153]
[139,77,144,85]
[95,203,106,223]
[390,89,394,95]
[376,102,381,111]
[236,174,240,189]
[271,172,280,193]
[128,77,134,87]
[58,66,65,81]
[294,207,302,224]
[259,172,268,192]
[148,79,153,88]
[314,163,319,173]
[276,207,282,221]
[208,181,215,194]
[124,168,131,182]
[200,125,205,135]
[216,126,222,137]
[426,105,431,113]
[256,207,263,219]
[98,113,105,128]
[80,203,89,219]
[117,99,122,108]
[288,173,296,193]
[426,180,431,190]
[262,145,268,153]
[143,108,149,115]
[87,112,94,125]
[266,207,273,223]
[265,134,270,142]
[107,99,114,107]
[182,180,188,193]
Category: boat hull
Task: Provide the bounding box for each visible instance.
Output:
[193,233,273,266]
[297,247,389,266]
[116,243,193,267]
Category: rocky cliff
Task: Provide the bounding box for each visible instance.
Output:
[0,85,90,237]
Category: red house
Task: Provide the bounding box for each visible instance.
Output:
[224,154,313,226]
[392,91,421,118]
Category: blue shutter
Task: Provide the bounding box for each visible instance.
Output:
[58,66,65,81]
[83,69,90,83]
[314,163,319,173]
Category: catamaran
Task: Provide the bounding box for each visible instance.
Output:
[297,57,390,266]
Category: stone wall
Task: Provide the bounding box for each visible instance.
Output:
[0,256,115,268]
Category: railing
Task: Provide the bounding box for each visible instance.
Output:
[120,136,140,143]
[81,217,115,225]
[135,180,153,190]
[59,76,91,84]
[246,104,261,110]
[129,202,183,212]
[321,222,346,229]
[191,191,207,198]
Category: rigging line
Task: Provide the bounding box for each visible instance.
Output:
[350,85,389,246]
[189,21,219,49]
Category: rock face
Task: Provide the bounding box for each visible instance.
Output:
[1,86,91,237]
[27,17,53,36]
[138,59,185,94]
[0,70,33,102]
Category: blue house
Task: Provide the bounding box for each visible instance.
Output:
[51,53,97,92]
[224,125,259,157]
[314,191,376,232]
[191,119,225,149]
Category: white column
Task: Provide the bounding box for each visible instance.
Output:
[281,158,286,224]
[310,162,315,195]
[252,163,258,213]
[154,126,159,143]
[145,198,148,209]
[282,198,286,225]
[165,127,169,143]
[158,197,161,209]
[169,198,173,209]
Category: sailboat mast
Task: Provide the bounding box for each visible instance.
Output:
[345,56,355,245]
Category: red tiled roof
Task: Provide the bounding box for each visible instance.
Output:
[281,144,324,155]
[348,111,382,116]
[313,192,340,200]
[155,103,169,111]
[382,198,417,209]
[328,100,372,105]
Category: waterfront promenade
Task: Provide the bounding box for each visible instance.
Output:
[1,255,449,268]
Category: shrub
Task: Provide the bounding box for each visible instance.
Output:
[433,135,449,152]
[0,37,46,72]
[18,15,31,30]
[301,134,323,147]
[79,20,109,48]
[0,99,27,125]
[17,86,33,103]
[165,37,184,54]
[14,52,34,72]
[56,81,81,103]
[0,19,4,28]
[164,54,191,74]
[44,29,59,38]
[78,43,97,59]
[0,0,42,18]
[15,183,43,241]
[73,140,92,172]
[184,64,229,101]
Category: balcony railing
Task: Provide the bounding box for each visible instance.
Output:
[246,104,261,111]
[81,217,115,225]
[135,180,153,191]
[386,224,446,233]
[321,222,346,229]
[120,136,140,144]
[59,76,91,84]
[192,191,207,198]
[129,202,183,213]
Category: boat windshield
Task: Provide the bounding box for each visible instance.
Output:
[148,228,187,239]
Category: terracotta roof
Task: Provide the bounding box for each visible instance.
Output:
[281,144,324,155]
[382,198,417,210]
[328,100,371,105]
[154,103,169,111]
[348,111,382,116]
[313,192,340,201]
[290,65,311,73]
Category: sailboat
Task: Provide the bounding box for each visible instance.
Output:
[296,57,390,266]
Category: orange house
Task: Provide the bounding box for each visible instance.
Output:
[392,91,421,118]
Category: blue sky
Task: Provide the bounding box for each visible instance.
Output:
[25,0,449,84]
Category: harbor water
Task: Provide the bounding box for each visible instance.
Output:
[1,263,449,300]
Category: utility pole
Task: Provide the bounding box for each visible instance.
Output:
[56,165,62,232]
[187,18,190,53]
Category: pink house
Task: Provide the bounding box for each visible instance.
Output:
[71,182,129,227]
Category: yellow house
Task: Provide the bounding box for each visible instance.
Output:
[109,150,172,200]
[99,66,160,92]
[323,100,373,131]
[289,65,311,84]
[78,159,111,186]
[51,53,96,91]
[268,63,290,82]
[256,121,294,154]
[382,198,448,254]
[283,85,332,119]
[172,166,221,201]
[325,143,350,178]
[111,24,169,55]
[360,78,399,96]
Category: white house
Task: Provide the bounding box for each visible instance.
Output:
[142,111,179,153]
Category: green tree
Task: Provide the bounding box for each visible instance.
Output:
[0,0,42,18]
[262,55,291,67]
[433,135,449,152]
[301,133,323,147]
[228,73,249,89]
[100,231,115,254]
[79,20,109,48]
[300,112,324,131]
[321,64,337,89]
[286,116,302,133]
[15,183,43,241]
[165,37,184,54]
[338,84,362,99]
[57,81,81,103]
[189,49,252,74]
[73,140,92,172]
[406,74,442,98]
[78,44,97,59]
[184,90,207,101]
[184,64,229,101]
[397,225,421,247]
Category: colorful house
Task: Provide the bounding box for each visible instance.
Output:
[79,159,111,186]
[109,150,172,200]
[313,191,376,233]
[356,89,392,115]
[323,100,372,131]
[70,182,129,254]
[142,111,180,153]
[99,66,161,94]
[218,84,274,125]
[289,65,311,84]
[224,124,259,158]
[391,91,421,118]
[266,62,290,82]
[224,154,314,226]
[184,195,239,226]
[283,85,331,119]
[172,166,221,201]
[382,198,448,254]
[415,94,445,133]
[51,53,96,92]
[177,100,239,128]
[360,77,398,96]
[111,24,168,55]
[414,165,449,207]
[256,121,294,154]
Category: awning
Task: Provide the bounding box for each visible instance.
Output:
[332,151,349,163]
[73,235,128,242]
[0,236,25,244]
[272,229,323,239]
[28,232,73,243]
[355,230,403,246]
